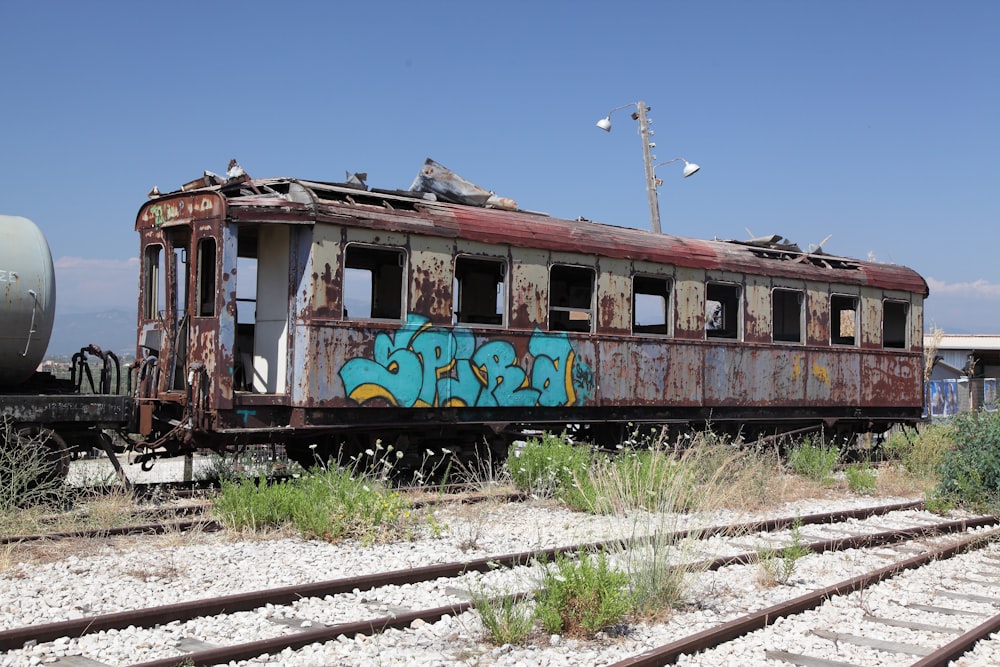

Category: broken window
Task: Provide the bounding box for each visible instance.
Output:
[549,264,594,332]
[772,288,803,343]
[831,294,858,346]
[454,256,505,326]
[706,282,741,339]
[883,300,908,349]
[171,243,189,324]
[143,244,164,319]
[344,245,405,320]
[196,237,217,317]
[633,275,671,335]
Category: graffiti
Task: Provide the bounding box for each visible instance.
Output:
[811,362,831,386]
[339,313,592,408]
[141,195,217,228]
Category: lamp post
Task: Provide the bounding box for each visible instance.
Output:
[596,101,699,234]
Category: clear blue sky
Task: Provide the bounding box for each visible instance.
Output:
[1,1,996,333]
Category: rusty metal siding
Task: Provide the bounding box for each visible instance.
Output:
[510,249,548,329]
[596,259,629,334]
[860,351,922,406]
[705,346,810,405]
[673,267,704,339]
[860,288,881,350]
[805,351,860,403]
[805,284,830,346]
[409,235,453,325]
[743,276,771,345]
[308,223,344,320]
[584,338,705,407]
[595,339,642,405]
[910,297,924,355]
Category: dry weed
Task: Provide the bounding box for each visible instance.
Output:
[871,464,936,498]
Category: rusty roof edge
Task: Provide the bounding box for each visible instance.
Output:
[145,175,927,294]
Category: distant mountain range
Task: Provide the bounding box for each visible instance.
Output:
[47,309,136,359]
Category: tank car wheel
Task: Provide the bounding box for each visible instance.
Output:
[21,427,70,488]
[0,425,70,500]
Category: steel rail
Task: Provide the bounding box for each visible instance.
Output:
[608,526,1000,667]
[121,518,1000,667]
[0,518,221,545]
[0,500,952,652]
[910,611,1000,667]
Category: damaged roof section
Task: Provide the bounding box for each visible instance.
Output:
[150,157,522,212]
[723,234,861,271]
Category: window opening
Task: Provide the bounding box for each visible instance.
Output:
[706,282,741,339]
[167,233,190,390]
[344,245,405,320]
[196,238,217,317]
[772,288,803,343]
[633,275,671,335]
[883,300,908,349]
[454,256,505,325]
[234,231,259,391]
[172,244,189,323]
[549,265,594,332]
[236,256,258,325]
[143,244,164,319]
[831,294,858,345]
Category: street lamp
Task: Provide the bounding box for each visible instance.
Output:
[596,101,699,234]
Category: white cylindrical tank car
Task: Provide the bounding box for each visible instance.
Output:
[0,215,56,387]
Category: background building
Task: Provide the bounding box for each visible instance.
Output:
[924,334,1000,416]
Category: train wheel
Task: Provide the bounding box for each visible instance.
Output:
[20,427,70,488]
[0,425,70,503]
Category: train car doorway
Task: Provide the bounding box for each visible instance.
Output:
[235,225,289,394]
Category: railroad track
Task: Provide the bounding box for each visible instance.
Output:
[2,502,996,666]
[0,504,218,545]
[0,486,525,546]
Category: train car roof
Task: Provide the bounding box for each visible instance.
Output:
[139,172,929,297]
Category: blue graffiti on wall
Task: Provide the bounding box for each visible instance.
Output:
[339,314,593,407]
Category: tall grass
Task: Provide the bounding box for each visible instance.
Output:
[506,428,779,621]
[882,423,954,480]
[212,467,418,543]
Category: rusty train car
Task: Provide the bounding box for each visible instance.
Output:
[129,163,928,468]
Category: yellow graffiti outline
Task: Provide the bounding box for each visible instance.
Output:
[347,383,400,406]
[563,350,577,405]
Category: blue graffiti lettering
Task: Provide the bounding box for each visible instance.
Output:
[338,313,591,408]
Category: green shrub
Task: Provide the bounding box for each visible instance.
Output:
[508,432,601,511]
[882,424,954,479]
[756,518,810,586]
[787,438,839,484]
[467,584,534,645]
[213,467,415,543]
[924,487,955,515]
[845,463,877,495]
[936,409,1000,511]
[535,551,634,637]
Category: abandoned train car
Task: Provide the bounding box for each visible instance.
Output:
[132,165,927,467]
